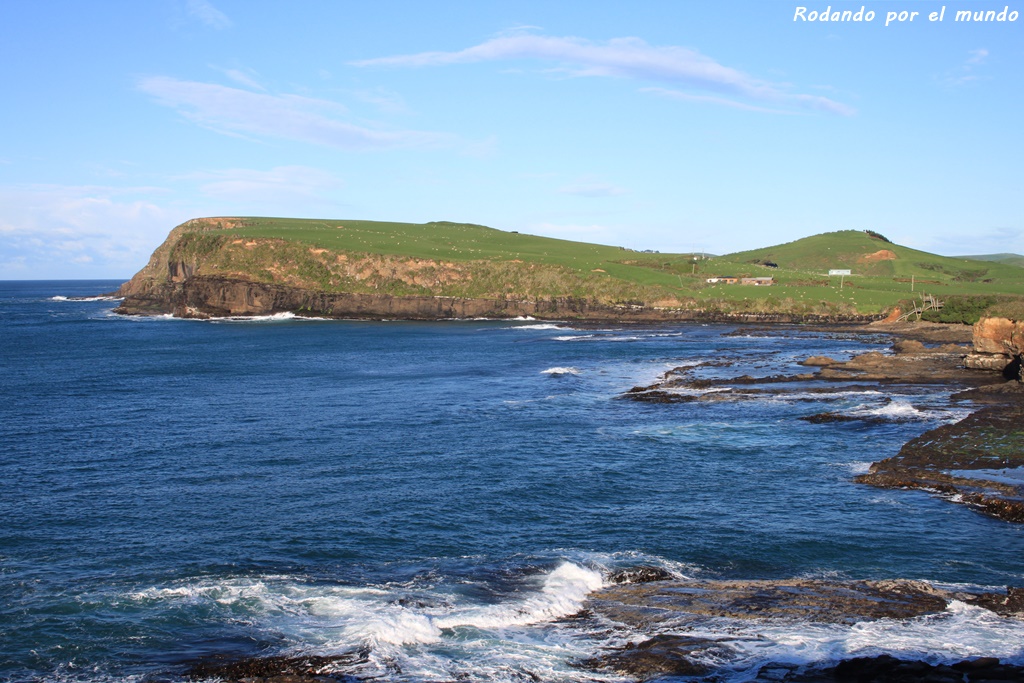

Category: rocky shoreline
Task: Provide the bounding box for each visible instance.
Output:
[178,571,1024,683]
[622,320,1024,524]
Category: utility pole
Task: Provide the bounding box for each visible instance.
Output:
[911,275,915,292]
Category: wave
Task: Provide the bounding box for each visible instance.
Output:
[848,400,970,423]
[129,562,604,645]
[51,295,123,302]
[841,461,873,475]
[508,323,571,331]
[542,367,581,376]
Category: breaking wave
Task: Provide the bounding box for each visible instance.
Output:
[848,400,970,423]
[542,367,581,376]
[51,295,123,302]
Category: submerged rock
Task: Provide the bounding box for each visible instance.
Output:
[184,651,367,683]
[581,634,721,679]
[608,566,676,585]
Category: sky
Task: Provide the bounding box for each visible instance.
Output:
[1,1,1022,279]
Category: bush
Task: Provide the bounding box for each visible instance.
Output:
[921,296,998,324]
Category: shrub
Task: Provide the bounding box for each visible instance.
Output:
[921,295,998,324]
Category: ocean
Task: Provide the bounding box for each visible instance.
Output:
[2,280,1022,682]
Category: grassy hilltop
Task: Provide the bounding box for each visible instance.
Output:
[960,253,1024,269]
[129,217,1024,318]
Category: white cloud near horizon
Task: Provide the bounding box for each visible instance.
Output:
[138,77,454,150]
[186,0,232,30]
[186,166,346,205]
[352,34,855,116]
[0,184,180,279]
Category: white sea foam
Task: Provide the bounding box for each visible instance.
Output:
[215,311,300,322]
[844,400,970,423]
[770,390,885,402]
[542,367,581,376]
[51,295,123,302]
[553,334,594,341]
[857,400,926,419]
[508,323,569,331]
[128,562,604,650]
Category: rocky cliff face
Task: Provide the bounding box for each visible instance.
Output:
[965,317,1024,379]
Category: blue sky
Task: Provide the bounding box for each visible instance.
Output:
[1,1,1022,279]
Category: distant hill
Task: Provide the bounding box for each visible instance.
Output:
[719,230,1019,280]
[958,253,1024,268]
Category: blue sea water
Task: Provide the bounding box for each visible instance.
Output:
[1,280,1022,682]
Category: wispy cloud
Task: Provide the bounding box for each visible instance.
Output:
[138,77,454,150]
[186,0,231,30]
[642,87,795,115]
[941,48,991,86]
[352,34,854,116]
[186,166,345,204]
[557,179,627,197]
[213,66,266,91]
[351,87,409,114]
[967,48,989,66]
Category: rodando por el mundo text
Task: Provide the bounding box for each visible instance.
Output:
[794,5,1019,26]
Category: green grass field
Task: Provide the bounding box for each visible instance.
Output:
[166,218,1024,316]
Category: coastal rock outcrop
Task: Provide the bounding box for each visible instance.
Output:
[964,316,1024,379]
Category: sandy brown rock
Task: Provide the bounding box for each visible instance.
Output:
[973,317,1024,355]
